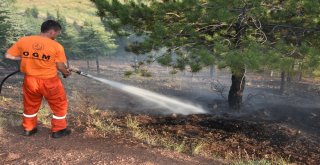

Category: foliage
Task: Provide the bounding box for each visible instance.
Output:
[0,0,12,52]
[25,6,39,18]
[0,0,25,68]
[92,0,320,75]
[1,0,117,67]
[76,21,116,60]
[91,0,320,107]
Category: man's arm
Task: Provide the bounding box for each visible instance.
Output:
[5,53,21,60]
[56,62,71,78]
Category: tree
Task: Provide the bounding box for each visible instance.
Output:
[92,0,320,110]
[0,0,12,52]
[25,6,39,18]
[22,7,42,36]
[0,0,25,68]
[77,21,116,73]
[46,11,56,20]
[56,10,77,67]
[261,1,320,94]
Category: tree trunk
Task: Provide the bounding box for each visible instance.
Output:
[228,69,246,110]
[228,5,247,110]
[286,73,292,83]
[134,56,138,72]
[280,71,285,94]
[210,65,214,79]
[87,60,90,70]
[298,71,302,81]
[96,55,100,74]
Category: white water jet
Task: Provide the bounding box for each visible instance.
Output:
[85,74,207,115]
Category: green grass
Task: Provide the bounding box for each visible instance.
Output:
[14,0,100,25]
[92,117,121,134]
[38,106,51,126]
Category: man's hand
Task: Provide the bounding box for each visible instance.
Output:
[56,62,71,78]
[5,53,21,60]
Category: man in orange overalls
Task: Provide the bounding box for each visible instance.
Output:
[5,20,71,138]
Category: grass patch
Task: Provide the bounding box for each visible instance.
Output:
[173,141,185,153]
[38,106,51,126]
[192,141,206,155]
[126,115,140,130]
[6,114,21,127]
[0,96,12,103]
[125,115,191,153]
[77,106,121,135]
[233,158,289,165]
[0,114,6,132]
[124,71,133,77]
[231,151,289,165]
[14,0,100,24]
[92,117,121,134]
[0,111,21,131]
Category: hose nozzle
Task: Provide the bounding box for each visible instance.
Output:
[69,68,89,77]
[69,68,82,74]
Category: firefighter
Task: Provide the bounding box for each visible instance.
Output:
[4,20,71,138]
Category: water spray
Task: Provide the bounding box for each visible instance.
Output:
[70,68,207,115]
[1,69,207,114]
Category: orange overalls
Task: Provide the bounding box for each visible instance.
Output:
[7,35,68,132]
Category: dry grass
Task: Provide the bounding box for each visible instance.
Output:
[126,115,140,130]
[92,117,121,134]
[233,158,289,165]
[0,96,12,103]
[191,141,206,155]
[0,111,21,132]
[57,81,295,164]
[230,150,290,165]
[38,106,51,126]
[74,105,121,135]
[78,112,290,164]
[0,114,5,132]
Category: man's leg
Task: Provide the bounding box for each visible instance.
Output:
[43,76,68,133]
[22,76,42,133]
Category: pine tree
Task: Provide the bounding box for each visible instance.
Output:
[56,10,75,67]
[77,21,116,73]
[0,0,12,53]
[25,6,39,18]
[92,0,320,109]
[46,11,56,20]
[0,0,25,68]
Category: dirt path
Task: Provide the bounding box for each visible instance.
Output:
[0,126,221,165]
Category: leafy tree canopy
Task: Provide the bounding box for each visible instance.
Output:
[92,0,320,75]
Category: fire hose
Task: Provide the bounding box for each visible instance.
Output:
[0,70,20,94]
[0,68,86,94]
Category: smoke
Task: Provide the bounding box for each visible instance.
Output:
[85,74,207,115]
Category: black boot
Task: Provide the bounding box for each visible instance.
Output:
[52,128,71,139]
[23,128,38,136]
